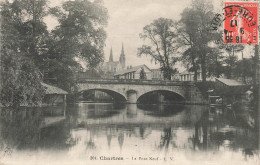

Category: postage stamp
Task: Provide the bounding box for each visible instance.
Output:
[223,2,259,44]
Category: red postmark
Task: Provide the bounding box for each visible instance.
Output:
[224,2,259,44]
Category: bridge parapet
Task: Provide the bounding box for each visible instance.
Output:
[77,78,194,86]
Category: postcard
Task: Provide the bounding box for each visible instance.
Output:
[0,0,259,165]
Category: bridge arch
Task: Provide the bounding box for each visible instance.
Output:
[137,90,185,104]
[78,88,127,102]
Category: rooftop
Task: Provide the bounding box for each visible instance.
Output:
[151,68,161,71]
[179,70,201,75]
[216,78,243,86]
[179,70,190,75]
[114,64,151,76]
[41,83,68,95]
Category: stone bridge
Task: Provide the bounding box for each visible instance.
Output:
[76,79,207,104]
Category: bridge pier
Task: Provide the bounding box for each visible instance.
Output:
[127,104,137,115]
[127,91,137,104]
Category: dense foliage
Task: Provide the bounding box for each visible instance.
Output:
[1,0,46,107]
[0,0,108,108]
[46,0,108,91]
[178,0,218,82]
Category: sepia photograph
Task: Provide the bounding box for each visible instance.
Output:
[0,0,259,164]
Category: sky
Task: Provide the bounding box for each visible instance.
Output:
[46,0,194,69]
[45,0,254,70]
[102,0,192,69]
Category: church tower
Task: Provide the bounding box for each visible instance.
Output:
[119,43,126,68]
[109,47,113,62]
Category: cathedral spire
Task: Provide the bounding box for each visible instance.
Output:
[119,42,126,68]
[121,43,124,54]
[109,47,113,62]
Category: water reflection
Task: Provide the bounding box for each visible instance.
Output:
[137,104,185,117]
[127,104,137,118]
[158,127,173,153]
[0,108,43,150]
[0,103,259,164]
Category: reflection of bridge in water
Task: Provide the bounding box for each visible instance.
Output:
[76,79,207,104]
[77,103,207,128]
[73,103,259,158]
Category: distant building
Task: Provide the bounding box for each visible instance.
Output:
[151,68,180,80]
[151,69,164,80]
[178,70,202,81]
[100,43,126,78]
[214,78,249,105]
[114,65,152,79]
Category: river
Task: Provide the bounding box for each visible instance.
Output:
[0,103,259,165]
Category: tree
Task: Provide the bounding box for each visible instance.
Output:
[179,0,218,82]
[223,54,238,79]
[46,0,108,91]
[206,49,225,78]
[177,8,201,81]
[0,0,108,107]
[0,0,46,108]
[179,47,200,81]
[8,0,49,64]
[253,45,259,109]
[137,18,178,80]
[139,67,147,79]
[234,57,254,84]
